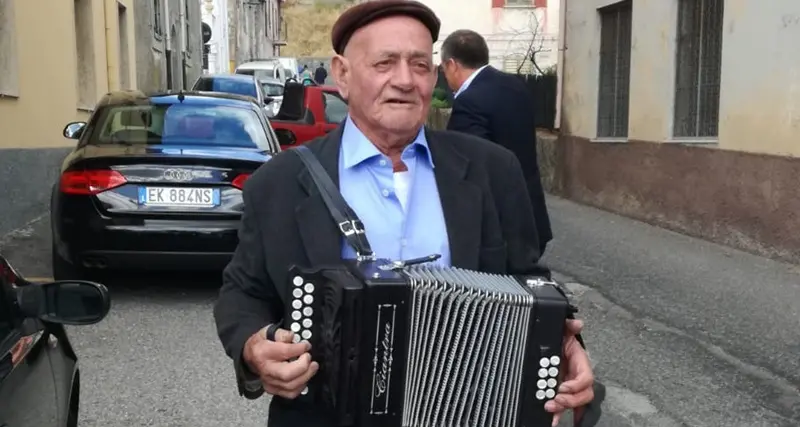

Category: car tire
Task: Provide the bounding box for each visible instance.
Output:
[52,245,84,280]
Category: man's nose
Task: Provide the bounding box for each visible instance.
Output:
[391,62,414,90]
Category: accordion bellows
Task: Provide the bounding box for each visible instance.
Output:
[284,261,572,427]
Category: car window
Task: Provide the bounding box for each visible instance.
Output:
[261,82,284,97]
[194,78,258,99]
[237,68,276,81]
[322,91,348,124]
[91,104,272,149]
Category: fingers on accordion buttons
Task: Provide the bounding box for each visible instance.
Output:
[293,334,301,343]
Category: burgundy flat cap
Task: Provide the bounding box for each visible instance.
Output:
[331,0,441,54]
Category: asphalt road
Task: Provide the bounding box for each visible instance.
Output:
[1,196,799,427]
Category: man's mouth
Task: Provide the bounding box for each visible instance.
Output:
[386,98,414,105]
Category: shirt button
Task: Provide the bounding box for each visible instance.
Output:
[381,189,390,197]
[379,159,387,166]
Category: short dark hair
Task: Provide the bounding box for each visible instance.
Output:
[440,29,489,69]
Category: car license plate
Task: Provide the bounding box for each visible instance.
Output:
[137,187,219,207]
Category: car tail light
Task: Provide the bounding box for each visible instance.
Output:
[60,170,127,195]
[232,173,250,190]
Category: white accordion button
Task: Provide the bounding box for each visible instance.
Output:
[547,378,558,388]
[293,334,301,343]
[303,295,313,305]
[538,368,548,378]
[550,355,561,366]
[535,390,546,400]
[301,387,308,395]
[537,379,547,389]
[303,307,313,316]
[304,283,315,293]
[301,330,312,339]
[290,322,300,332]
[292,288,303,298]
[545,389,556,399]
[549,367,559,377]
[292,300,302,309]
[291,310,302,320]
[302,318,312,328]
[539,357,550,368]
[293,276,304,286]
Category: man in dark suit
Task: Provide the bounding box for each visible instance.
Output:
[441,29,553,256]
[213,2,594,426]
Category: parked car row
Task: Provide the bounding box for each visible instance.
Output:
[2,54,351,425]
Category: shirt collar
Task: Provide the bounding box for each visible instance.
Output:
[340,115,434,169]
[454,65,489,98]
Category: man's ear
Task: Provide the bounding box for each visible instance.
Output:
[331,54,350,100]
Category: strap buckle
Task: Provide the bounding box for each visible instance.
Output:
[338,219,366,236]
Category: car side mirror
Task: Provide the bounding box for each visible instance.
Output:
[63,122,86,140]
[274,129,297,146]
[15,280,111,325]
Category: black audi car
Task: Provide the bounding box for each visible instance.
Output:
[0,253,111,426]
[50,90,281,280]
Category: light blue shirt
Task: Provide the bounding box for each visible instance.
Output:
[338,115,451,266]
[453,65,489,98]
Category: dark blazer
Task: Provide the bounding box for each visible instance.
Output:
[213,124,548,426]
[446,66,553,254]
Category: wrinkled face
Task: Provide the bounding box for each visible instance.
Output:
[332,16,437,135]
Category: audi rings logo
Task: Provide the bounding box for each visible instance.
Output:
[162,169,194,182]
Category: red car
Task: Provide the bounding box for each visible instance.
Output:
[270,80,348,149]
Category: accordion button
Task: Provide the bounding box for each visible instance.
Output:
[548,367,559,377]
[301,330,312,339]
[547,378,558,388]
[293,334,301,343]
[302,318,312,328]
[304,283,315,293]
[291,322,301,332]
[292,300,302,309]
[292,311,302,320]
[535,390,546,400]
[301,387,309,395]
[303,307,313,316]
[292,289,303,298]
[550,356,561,366]
[303,295,314,304]
[293,276,304,286]
[537,379,547,389]
[539,357,550,368]
[545,389,556,399]
[538,368,548,378]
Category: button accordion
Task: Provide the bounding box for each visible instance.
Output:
[282,258,576,427]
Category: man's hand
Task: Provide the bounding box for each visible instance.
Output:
[546,319,595,426]
[243,327,319,399]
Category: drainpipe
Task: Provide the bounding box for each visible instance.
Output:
[104,0,119,91]
[554,0,567,130]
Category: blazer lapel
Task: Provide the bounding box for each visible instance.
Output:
[294,125,345,267]
[426,130,483,270]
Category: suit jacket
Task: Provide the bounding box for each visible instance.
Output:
[446,66,553,253]
[213,124,548,426]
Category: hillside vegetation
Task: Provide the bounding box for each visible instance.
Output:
[281,1,353,57]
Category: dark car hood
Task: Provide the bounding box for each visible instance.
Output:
[77,144,274,162]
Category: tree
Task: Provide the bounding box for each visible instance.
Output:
[500,9,551,75]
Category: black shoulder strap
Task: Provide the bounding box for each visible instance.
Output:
[292,145,375,260]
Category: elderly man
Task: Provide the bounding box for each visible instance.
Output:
[213,1,594,426]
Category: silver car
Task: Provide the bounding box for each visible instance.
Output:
[258,77,285,118]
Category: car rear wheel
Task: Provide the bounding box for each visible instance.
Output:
[52,245,85,280]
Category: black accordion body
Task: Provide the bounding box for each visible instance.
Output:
[284,259,574,427]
